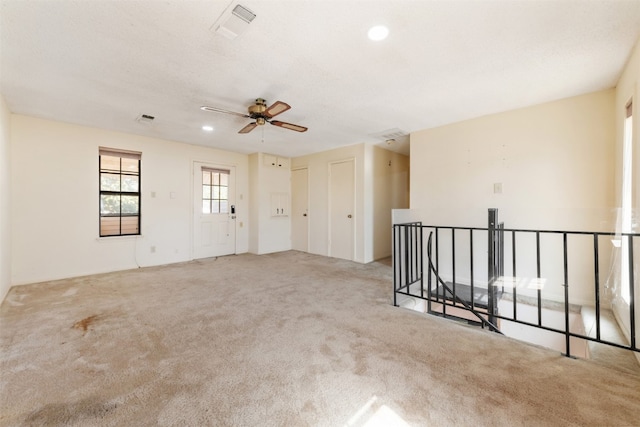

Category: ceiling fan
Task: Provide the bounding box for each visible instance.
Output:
[200,98,308,134]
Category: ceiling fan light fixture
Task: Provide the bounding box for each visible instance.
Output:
[368,25,389,41]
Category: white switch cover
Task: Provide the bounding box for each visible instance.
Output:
[493,183,503,194]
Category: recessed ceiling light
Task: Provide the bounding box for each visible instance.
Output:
[368,25,389,41]
[202,125,214,132]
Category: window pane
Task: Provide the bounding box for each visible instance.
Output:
[203,171,211,185]
[121,216,139,234]
[121,158,139,173]
[100,217,121,236]
[213,186,220,199]
[220,173,229,186]
[121,195,139,214]
[219,186,228,200]
[100,195,120,214]
[212,201,220,214]
[220,200,229,213]
[100,155,120,172]
[213,173,220,185]
[202,185,211,199]
[122,175,139,192]
[202,200,211,214]
[100,173,120,191]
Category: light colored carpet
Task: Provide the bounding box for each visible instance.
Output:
[1,251,639,426]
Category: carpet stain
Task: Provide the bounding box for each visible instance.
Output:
[319,343,336,358]
[73,315,99,333]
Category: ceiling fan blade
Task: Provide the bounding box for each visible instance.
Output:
[270,120,308,132]
[201,105,249,118]
[263,101,291,118]
[238,122,258,134]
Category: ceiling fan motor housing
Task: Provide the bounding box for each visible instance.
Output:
[248,98,267,118]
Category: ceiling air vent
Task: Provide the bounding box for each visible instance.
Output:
[232,4,256,23]
[369,127,409,141]
[211,3,256,40]
[136,114,155,125]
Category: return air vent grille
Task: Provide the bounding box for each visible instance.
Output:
[211,3,256,39]
[369,128,409,142]
[232,4,256,23]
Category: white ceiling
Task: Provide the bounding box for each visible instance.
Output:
[2,0,640,158]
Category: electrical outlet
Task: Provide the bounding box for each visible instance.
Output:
[150,246,156,253]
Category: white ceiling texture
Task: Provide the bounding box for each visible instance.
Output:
[2,0,640,158]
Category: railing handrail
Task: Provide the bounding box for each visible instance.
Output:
[415,223,640,237]
[426,231,503,333]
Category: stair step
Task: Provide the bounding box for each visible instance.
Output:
[431,282,502,310]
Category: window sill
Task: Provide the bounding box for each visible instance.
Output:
[96,235,143,242]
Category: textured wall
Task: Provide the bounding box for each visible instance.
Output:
[0,96,11,302]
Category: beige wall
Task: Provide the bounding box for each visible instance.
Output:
[372,146,409,260]
[10,115,250,285]
[411,89,616,231]
[410,89,616,305]
[0,96,11,302]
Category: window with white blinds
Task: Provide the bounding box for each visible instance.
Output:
[99,148,141,237]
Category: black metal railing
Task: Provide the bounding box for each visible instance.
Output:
[393,209,639,358]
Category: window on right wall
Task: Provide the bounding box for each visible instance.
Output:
[621,100,633,304]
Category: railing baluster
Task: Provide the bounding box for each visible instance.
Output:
[410,225,414,288]
[593,233,601,341]
[452,228,456,303]
[436,228,440,304]
[488,209,497,327]
[512,231,517,321]
[536,231,542,327]
[629,235,636,349]
[427,227,432,313]
[563,232,570,357]
[417,225,421,288]
[393,225,397,306]
[470,229,475,311]
[404,225,410,294]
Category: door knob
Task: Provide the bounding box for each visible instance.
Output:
[347,214,352,218]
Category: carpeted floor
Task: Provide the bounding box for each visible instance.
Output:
[1,251,639,426]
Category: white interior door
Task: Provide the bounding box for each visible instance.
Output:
[193,162,236,259]
[329,160,354,260]
[292,168,309,252]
